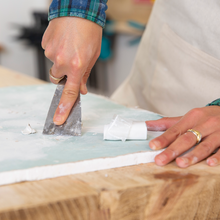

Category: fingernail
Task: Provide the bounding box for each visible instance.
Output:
[179,157,189,165]
[150,140,161,150]
[54,115,62,123]
[207,158,218,166]
[156,154,167,165]
[192,157,198,164]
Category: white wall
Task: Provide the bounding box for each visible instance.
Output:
[0,1,48,78]
[106,34,139,96]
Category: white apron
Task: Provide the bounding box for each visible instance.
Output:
[111,0,220,117]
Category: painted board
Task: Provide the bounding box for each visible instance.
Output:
[0,84,163,186]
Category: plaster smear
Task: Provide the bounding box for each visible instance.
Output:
[58,103,71,114]
[0,84,164,186]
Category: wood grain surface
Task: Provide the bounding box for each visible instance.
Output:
[0,66,46,87]
[106,0,153,24]
[1,67,220,220]
[1,162,220,220]
[0,45,4,53]
[106,0,153,36]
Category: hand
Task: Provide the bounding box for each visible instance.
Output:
[146,106,220,168]
[42,17,102,125]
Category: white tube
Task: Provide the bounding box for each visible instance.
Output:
[104,115,147,141]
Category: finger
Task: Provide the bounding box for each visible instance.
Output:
[49,66,65,85]
[41,23,51,50]
[207,147,220,167]
[80,57,98,95]
[177,131,220,168]
[149,108,216,151]
[80,69,90,95]
[41,31,47,50]
[53,75,81,125]
[154,130,199,166]
[154,117,220,166]
[43,38,56,62]
[146,117,181,131]
[149,117,191,151]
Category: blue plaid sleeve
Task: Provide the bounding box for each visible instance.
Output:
[48,0,108,28]
[206,99,220,107]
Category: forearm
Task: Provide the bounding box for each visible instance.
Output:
[48,0,108,28]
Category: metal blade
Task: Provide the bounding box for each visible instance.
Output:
[43,78,81,136]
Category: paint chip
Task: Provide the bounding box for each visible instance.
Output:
[21,124,37,135]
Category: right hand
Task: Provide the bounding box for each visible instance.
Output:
[42,17,102,125]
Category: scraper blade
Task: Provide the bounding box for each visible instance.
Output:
[43,77,81,136]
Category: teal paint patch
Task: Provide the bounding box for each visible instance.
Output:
[0,84,162,173]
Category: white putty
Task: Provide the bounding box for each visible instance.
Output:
[58,103,71,114]
[21,124,37,135]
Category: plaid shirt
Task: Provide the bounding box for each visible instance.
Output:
[48,0,108,28]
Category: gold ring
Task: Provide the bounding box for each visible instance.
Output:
[49,69,65,82]
[187,129,202,144]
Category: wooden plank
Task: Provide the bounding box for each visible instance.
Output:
[106,0,153,35]
[0,45,4,53]
[1,162,220,219]
[106,0,153,24]
[0,66,47,88]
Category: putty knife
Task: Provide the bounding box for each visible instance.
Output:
[43,77,81,136]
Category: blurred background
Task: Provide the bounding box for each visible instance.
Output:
[0,0,154,97]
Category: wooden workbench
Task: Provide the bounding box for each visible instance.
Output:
[1,66,220,220]
[0,66,46,87]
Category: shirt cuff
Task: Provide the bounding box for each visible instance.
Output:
[206,99,220,106]
[48,1,108,28]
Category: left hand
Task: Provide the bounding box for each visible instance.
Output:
[146,106,220,168]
